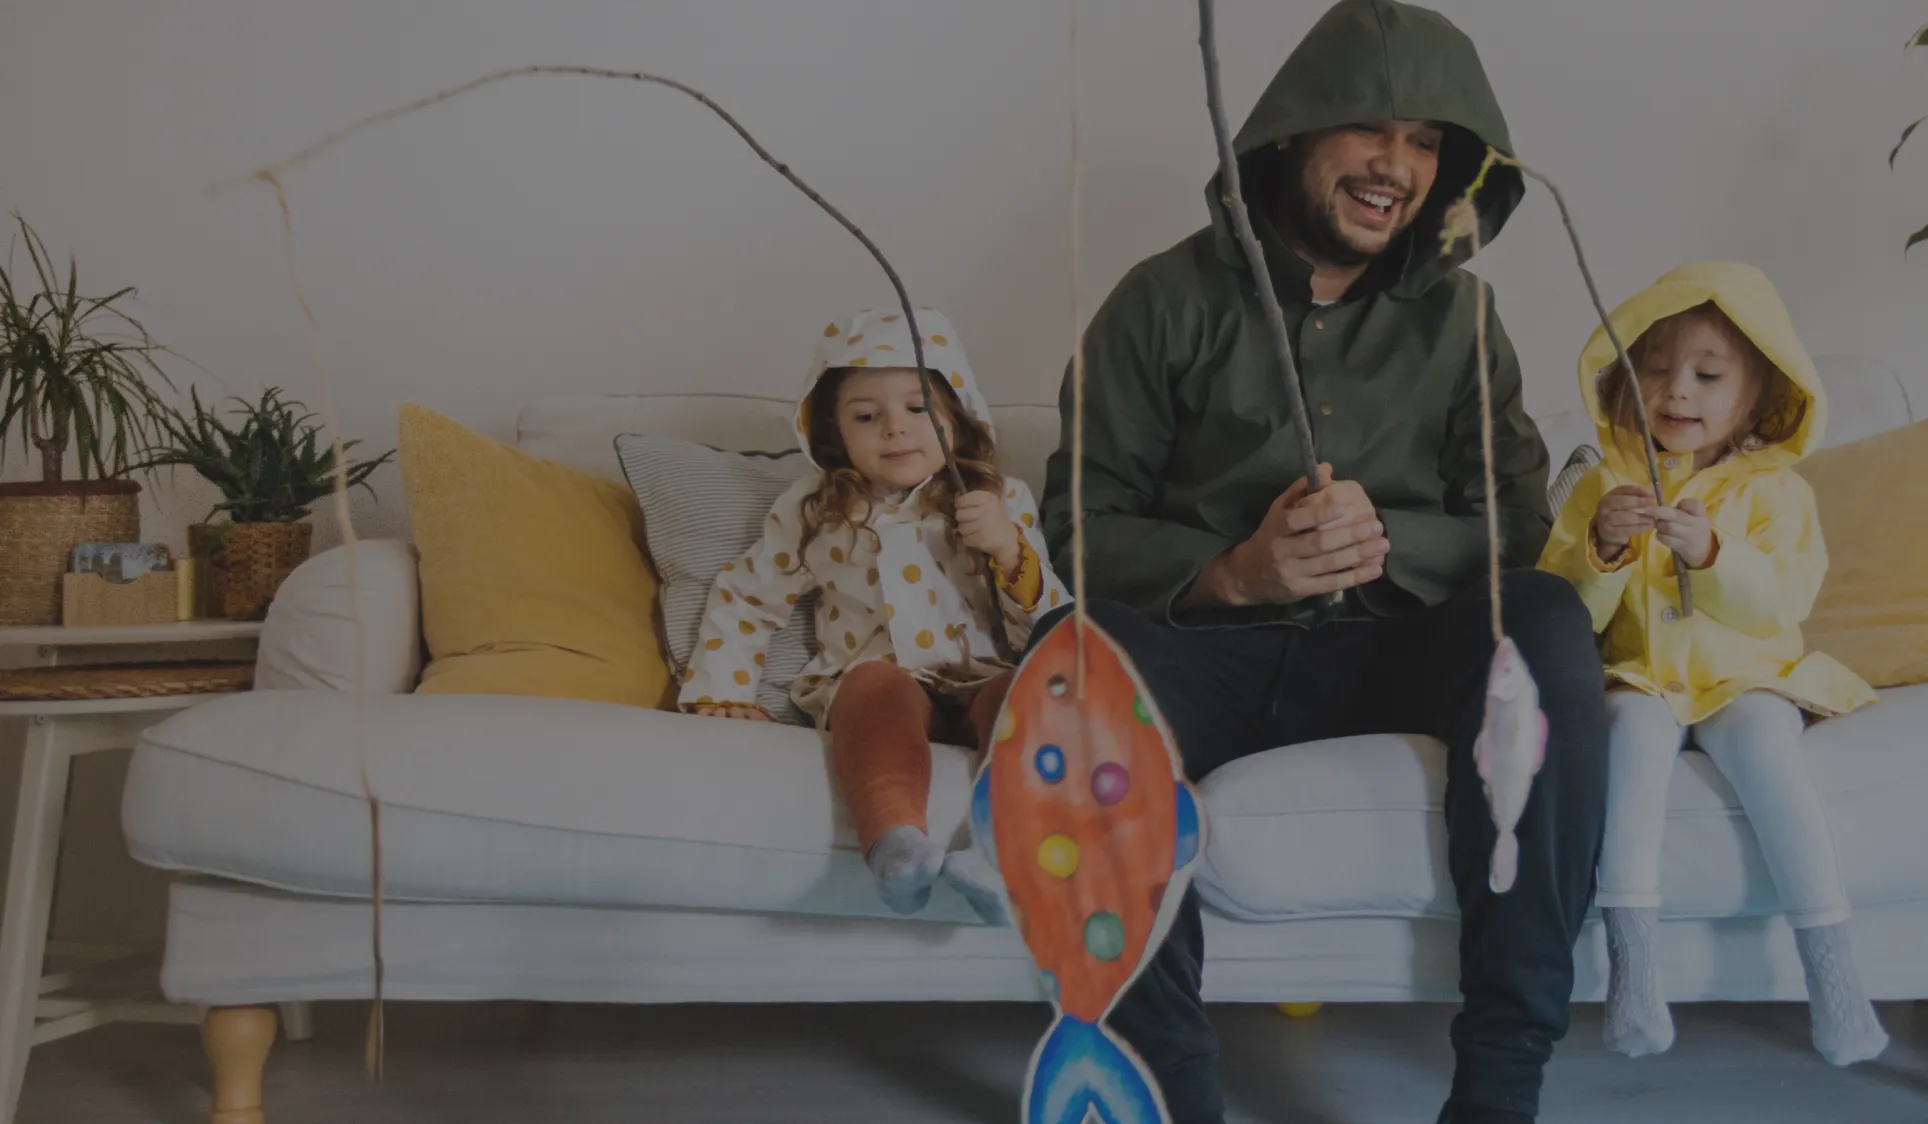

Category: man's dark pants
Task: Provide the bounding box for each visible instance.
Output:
[1024,569,1609,1123]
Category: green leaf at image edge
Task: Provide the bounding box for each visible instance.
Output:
[1892,117,1928,169]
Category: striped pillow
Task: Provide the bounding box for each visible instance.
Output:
[614,436,819,726]
[1547,443,1601,518]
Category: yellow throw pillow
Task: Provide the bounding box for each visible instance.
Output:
[399,403,673,708]
[1796,417,1928,689]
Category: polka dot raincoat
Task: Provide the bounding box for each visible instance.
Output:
[677,308,1071,721]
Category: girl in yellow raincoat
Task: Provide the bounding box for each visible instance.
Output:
[1540,262,1884,1066]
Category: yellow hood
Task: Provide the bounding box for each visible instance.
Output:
[1578,261,1824,468]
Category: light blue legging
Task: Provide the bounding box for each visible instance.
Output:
[1596,689,1850,928]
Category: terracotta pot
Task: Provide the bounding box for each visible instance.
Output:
[218,522,314,621]
[0,480,142,626]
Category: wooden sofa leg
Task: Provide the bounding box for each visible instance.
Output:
[204,1006,276,1124]
[278,1002,315,1043]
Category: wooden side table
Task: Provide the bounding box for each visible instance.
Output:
[0,621,298,1124]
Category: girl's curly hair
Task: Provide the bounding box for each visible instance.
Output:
[791,369,1003,568]
[1597,301,1806,462]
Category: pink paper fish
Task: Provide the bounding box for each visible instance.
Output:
[1475,636,1548,894]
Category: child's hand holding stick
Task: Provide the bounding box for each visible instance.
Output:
[955,490,1024,576]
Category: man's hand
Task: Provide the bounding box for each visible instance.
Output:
[956,490,1024,575]
[696,704,770,722]
[1590,485,1655,564]
[1652,498,1716,570]
[1183,463,1390,608]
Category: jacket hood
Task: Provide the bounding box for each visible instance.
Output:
[1578,260,1824,468]
[1209,0,1523,297]
[795,307,993,470]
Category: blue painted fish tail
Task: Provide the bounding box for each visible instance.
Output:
[1025,1015,1167,1124]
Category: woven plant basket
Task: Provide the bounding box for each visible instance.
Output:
[187,522,234,619]
[220,522,314,621]
[0,481,142,626]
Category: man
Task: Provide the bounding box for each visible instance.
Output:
[1035,3,1609,1123]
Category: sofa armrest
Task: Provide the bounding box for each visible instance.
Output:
[257,539,423,694]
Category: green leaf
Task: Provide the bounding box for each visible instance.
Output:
[1911,19,1928,48]
[1893,117,1928,168]
[1908,221,1928,255]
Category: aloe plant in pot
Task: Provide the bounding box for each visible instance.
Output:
[140,385,394,620]
[0,211,177,624]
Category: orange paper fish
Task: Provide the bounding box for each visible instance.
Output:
[971,616,1206,1124]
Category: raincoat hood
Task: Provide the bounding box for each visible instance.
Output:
[1578,260,1824,468]
[1209,0,1524,298]
[795,307,993,471]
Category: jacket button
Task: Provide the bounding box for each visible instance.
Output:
[1666,681,1686,693]
[1661,607,1679,623]
[1313,318,1326,330]
[1319,403,1333,416]
[1663,456,1678,469]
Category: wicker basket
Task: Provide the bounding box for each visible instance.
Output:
[187,522,234,619]
[0,660,252,702]
[220,521,314,621]
[0,481,142,626]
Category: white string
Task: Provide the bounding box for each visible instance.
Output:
[1467,223,1503,645]
[1068,0,1087,694]
[263,173,384,1077]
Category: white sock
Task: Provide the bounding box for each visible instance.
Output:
[1603,906,1674,1057]
[866,825,945,915]
[1796,922,1889,1066]
[940,847,1007,925]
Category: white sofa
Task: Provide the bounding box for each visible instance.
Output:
[121,359,1926,1066]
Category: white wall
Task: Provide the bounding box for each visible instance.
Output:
[4,0,1927,940]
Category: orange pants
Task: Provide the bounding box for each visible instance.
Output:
[827,661,1013,853]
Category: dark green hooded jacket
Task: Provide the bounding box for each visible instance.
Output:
[1041,0,1550,626]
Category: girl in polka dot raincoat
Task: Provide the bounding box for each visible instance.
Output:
[679,307,1069,921]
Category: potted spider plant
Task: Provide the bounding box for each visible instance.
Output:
[139,385,393,620]
[0,211,176,625]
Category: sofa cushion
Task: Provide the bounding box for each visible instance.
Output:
[124,685,1928,927]
[1796,417,1928,688]
[1195,685,1928,922]
[124,689,988,924]
[615,436,819,724]
[399,404,674,708]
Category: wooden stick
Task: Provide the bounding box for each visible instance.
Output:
[1443,149,1693,616]
[1195,6,1322,495]
[227,63,1012,655]
[1197,1,1341,613]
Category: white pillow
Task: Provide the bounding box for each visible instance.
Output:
[256,539,424,694]
[614,436,819,726]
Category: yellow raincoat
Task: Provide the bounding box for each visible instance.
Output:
[1538,261,1877,724]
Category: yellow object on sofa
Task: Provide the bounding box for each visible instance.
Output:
[399,403,673,708]
[1796,417,1928,689]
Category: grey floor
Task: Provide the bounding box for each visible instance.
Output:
[18,999,1928,1123]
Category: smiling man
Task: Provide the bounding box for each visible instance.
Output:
[1037,3,1611,1123]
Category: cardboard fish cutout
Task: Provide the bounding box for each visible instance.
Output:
[972,618,1205,1124]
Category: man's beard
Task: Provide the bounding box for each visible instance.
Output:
[1277,162,1408,270]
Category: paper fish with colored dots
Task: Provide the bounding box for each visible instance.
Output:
[970,616,1206,1124]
